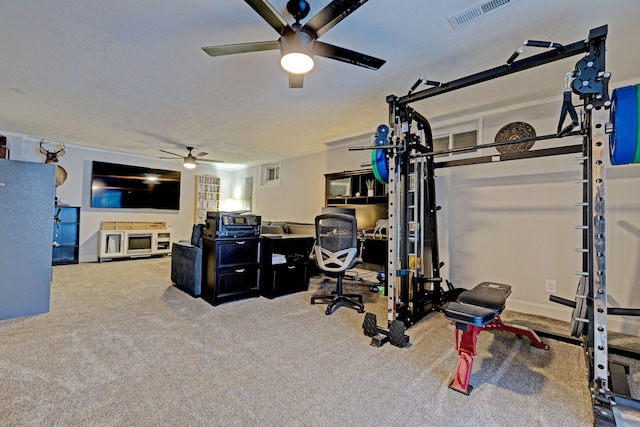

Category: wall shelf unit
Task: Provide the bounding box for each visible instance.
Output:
[324,169,388,230]
[52,206,80,265]
[195,175,220,224]
[325,169,387,206]
[98,221,171,262]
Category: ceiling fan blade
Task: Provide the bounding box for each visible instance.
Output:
[314,41,385,70]
[195,152,208,158]
[289,74,304,88]
[198,158,224,163]
[159,149,183,158]
[244,0,291,35]
[202,40,280,57]
[302,0,369,38]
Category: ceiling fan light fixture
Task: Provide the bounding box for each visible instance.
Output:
[280,31,314,74]
[183,157,197,169]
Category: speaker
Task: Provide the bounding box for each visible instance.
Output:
[0,135,8,159]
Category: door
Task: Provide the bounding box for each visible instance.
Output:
[0,159,56,320]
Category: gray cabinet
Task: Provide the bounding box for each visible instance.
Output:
[0,159,56,320]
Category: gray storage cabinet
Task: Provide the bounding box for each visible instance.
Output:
[0,159,56,320]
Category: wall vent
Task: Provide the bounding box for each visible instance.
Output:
[448,0,515,29]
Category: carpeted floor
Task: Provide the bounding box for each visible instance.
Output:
[1,257,630,426]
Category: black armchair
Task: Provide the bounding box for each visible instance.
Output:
[310,213,364,315]
[171,224,204,297]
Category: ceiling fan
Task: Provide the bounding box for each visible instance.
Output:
[159,146,223,169]
[202,0,386,88]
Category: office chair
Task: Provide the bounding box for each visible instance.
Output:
[310,213,364,315]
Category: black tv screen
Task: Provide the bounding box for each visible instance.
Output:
[91,161,181,210]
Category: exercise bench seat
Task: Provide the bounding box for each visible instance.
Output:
[444,281,548,395]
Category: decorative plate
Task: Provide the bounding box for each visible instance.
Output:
[494,122,536,154]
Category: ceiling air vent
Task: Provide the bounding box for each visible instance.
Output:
[448,0,515,29]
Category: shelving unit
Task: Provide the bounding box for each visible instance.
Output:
[325,169,387,206]
[324,169,388,230]
[98,221,171,262]
[52,206,80,265]
[195,174,220,224]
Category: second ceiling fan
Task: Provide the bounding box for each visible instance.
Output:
[159,146,223,169]
[202,0,386,88]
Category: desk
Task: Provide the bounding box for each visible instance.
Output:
[260,235,315,299]
[361,238,387,266]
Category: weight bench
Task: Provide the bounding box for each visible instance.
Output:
[444,281,549,395]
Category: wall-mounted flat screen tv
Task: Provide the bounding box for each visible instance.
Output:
[91,161,181,210]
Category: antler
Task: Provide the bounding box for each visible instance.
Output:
[39,139,66,162]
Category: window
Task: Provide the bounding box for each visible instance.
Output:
[432,122,479,158]
[260,162,280,187]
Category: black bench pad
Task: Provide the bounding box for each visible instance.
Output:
[456,282,511,313]
[444,302,496,326]
[443,282,512,326]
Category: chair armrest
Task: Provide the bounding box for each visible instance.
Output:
[349,257,363,269]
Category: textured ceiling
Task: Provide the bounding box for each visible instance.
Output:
[1,0,639,165]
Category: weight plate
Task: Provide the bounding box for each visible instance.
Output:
[570,276,588,338]
[372,149,388,184]
[372,124,390,184]
[634,84,640,164]
[609,85,638,165]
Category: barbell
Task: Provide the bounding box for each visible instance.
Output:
[370,83,639,183]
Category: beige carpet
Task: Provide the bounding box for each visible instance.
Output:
[0,257,604,425]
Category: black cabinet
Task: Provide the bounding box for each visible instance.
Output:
[52,206,80,265]
[201,237,260,305]
[260,236,314,299]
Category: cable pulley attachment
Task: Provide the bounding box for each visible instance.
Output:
[558,73,580,137]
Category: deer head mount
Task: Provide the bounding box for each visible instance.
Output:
[39,139,68,187]
[39,139,65,163]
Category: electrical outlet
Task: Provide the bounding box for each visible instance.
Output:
[545,279,557,293]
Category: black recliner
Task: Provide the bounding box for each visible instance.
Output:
[310,213,364,315]
[170,224,204,297]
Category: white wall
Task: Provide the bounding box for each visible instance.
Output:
[248,136,374,223]
[3,133,235,262]
[428,94,640,335]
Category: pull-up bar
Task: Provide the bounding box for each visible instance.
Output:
[390,25,607,107]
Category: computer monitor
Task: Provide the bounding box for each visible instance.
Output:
[321,207,357,217]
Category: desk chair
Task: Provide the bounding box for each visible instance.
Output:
[310,213,364,315]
